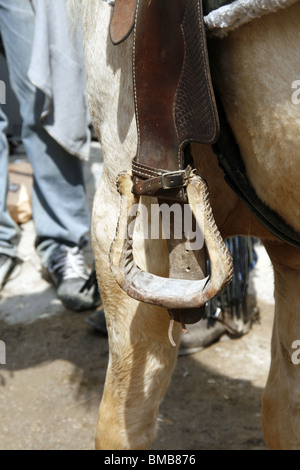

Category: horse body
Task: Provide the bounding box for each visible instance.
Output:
[80,0,300,449]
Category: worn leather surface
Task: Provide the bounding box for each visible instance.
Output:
[109,0,136,44]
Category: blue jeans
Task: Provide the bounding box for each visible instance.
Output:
[0,0,90,266]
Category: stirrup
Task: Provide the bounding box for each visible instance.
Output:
[109,171,233,310]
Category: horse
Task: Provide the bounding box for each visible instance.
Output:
[75,0,300,449]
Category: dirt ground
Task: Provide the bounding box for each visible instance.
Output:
[0,143,275,450]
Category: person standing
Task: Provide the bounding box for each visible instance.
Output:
[0,0,100,311]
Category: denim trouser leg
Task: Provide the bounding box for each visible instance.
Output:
[0,106,20,257]
[0,0,91,267]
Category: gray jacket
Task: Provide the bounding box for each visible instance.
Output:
[28,0,91,161]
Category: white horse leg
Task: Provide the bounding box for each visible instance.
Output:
[92,182,181,449]
[261,242,300,449]
[208,3,300,449]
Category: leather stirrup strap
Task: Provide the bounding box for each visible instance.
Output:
[131,0,219,325]
[133,0,219,194]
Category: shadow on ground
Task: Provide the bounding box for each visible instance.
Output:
[0,294,271,449]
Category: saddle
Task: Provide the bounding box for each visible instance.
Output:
[109,0,233,334]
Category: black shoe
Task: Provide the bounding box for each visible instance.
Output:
[85,308,107,335]
[0,254,19,289]
[179,318,227,356]
[178,303,259,357]
[44,244,102,312]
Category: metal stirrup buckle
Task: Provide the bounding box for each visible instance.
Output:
[161,170,187,190]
